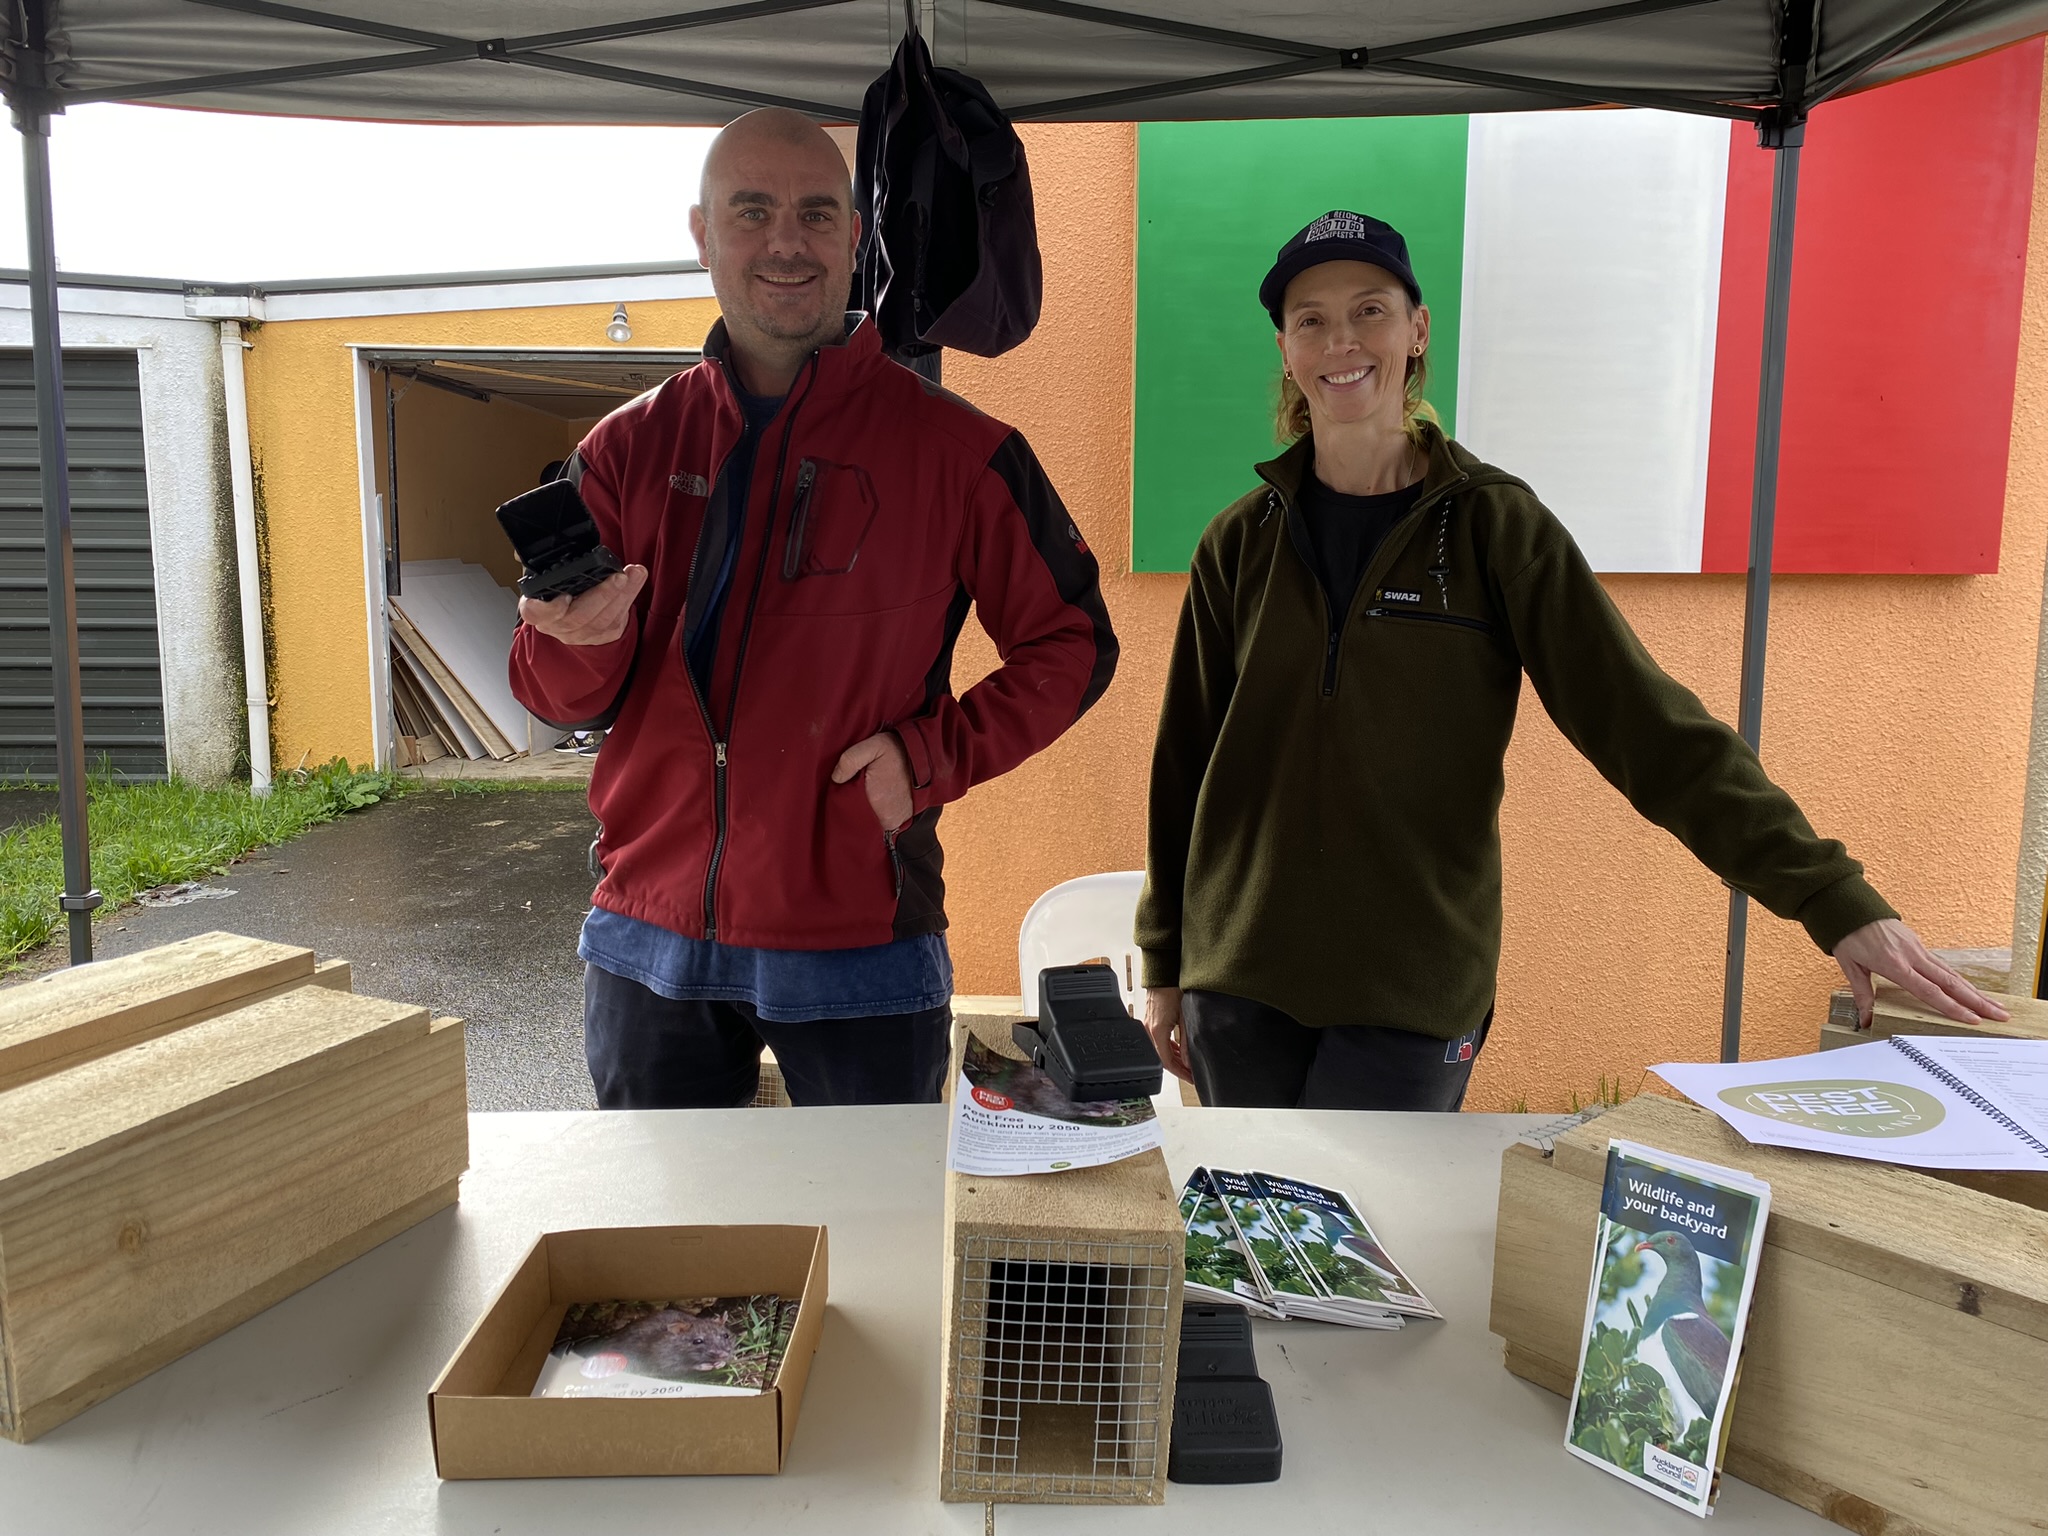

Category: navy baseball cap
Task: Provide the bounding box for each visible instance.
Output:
[1260,210,1422,329]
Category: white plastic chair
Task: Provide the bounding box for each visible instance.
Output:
[1017,870,1147,1015]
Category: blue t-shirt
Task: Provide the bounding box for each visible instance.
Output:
[685,383,781,686]
[580,908,952,1023]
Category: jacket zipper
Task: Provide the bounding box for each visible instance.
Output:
[698,356,823,941]
[885,829,904,900]
[1364,606,1494,636]
[1263,466,1474,698]
[676,376,748,936]
[780,459,820,579]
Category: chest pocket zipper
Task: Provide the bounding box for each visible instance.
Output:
[781,460,821,579]
[1364,606,1495,636]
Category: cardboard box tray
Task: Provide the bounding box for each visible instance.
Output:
[429,1224,828,1479]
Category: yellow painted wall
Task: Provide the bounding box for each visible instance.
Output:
[241,296,719,771]
[373,385,590,590]
[245,110,2048,1106]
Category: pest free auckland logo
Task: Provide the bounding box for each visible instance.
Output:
[1719,1079,1946,1138]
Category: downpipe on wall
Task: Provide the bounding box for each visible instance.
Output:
[217,317,271,795]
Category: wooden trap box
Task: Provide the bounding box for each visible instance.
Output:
[1490,1093,2048,1535]
[0,932,469,1442]
[938,1015,1183,1505]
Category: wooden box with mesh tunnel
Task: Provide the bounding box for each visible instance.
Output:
[1489,1093,2048,1535]
[0,932,468,1442]
[938,1014,1183,1504]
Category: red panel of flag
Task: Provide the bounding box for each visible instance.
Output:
[1703,42,2042,575]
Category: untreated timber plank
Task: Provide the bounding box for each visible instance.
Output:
[0,933,314,1090]
[0,985,428,1189]
[0,1012,465,1441]
[1826,981,2048,1045]
[1492,1121,2048,1535]
[1550,1094,2048,1343]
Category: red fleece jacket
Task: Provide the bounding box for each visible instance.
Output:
[509,317,1117,950]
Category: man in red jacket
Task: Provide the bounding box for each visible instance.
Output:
[512,109,1117,1109]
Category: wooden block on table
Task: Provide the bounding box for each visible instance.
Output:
[1823,980,2048,1051]
[0,933,336,1093]
[1489,1094,2048,1535]
[0,980,468,1442]
[938,1015,1183,1505]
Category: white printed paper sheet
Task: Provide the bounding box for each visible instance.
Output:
[946,1036,1161,1177]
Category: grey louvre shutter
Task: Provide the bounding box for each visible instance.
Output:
[0,350,165,780]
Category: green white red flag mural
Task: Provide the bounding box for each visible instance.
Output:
[1133,42,2043,576]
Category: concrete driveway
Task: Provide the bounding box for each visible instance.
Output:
[21,786,602,1110]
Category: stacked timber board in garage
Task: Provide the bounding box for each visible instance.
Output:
[1489,1092,2048,1535]
[0,932,468,1442]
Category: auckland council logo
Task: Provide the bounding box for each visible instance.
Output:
[1718,1079,1945,1138]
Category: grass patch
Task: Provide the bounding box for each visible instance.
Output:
[0,759,399,968]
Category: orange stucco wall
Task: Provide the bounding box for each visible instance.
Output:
[937,116,2048,1109]
[242,110,2048,1109]
[242,296,720,772]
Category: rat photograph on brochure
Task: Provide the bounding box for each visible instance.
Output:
[529,1295,802,1401]
[1565,1140,1772,1517]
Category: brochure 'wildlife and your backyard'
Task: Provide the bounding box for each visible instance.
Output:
[1564,1139,1772,1516]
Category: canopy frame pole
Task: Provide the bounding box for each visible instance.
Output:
[12,24,101,964]
[1720,0,1818,1061]
[1720,129,1802,1061]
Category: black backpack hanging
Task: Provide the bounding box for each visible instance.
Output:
[853,11,1042,362]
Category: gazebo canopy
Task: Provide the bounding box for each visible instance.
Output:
[6,0,2047,128]
[5,0,2044,1050]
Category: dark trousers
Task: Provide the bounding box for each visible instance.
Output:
[584,964,952,1109]
[1183,989,1490,1111]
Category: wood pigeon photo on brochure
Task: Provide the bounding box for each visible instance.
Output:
[1635,1231,1731,1423]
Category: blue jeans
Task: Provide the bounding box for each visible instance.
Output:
[583,963,952,1108]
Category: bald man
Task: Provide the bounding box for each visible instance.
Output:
[511,111,1118,1109]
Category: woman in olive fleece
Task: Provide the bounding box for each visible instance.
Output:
[1136,210,2006,1111]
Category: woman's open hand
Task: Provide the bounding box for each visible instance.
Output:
[1144,985,1191,1082]
[1833,918,2011,1027]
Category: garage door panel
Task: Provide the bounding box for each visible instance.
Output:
[0,349,166,781]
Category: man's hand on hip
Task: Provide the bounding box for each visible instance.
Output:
[833,731,914,831]
[518,564,648,646]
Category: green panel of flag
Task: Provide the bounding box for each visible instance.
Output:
[1132,117,1470,574]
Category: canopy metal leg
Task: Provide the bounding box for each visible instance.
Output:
[19,110,100,963]
[1719,127,1803,1061]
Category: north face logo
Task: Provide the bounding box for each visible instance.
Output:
[1305,211,1370,243]
[670,472,710,497]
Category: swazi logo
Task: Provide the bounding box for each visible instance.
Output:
[670,472,711,497]
[1719,1079,1945,1138]
[1377,588,1423,604]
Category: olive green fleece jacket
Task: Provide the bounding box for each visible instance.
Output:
[1136,426,1897,1039]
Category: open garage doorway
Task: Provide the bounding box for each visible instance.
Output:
[359,347,698,769]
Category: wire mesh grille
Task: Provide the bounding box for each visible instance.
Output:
[946,1236,1174,1500]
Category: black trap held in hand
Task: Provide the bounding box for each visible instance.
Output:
[1012,962,1162,1102]
[495,478,623,601]
[1169,1302,1282,1484]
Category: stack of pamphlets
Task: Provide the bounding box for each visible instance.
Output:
[1178,1167,1439,1328]
[1564,1140,1771,1517]
[529,1294,801,1399]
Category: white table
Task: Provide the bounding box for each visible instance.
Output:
[0,1108,1838,1535]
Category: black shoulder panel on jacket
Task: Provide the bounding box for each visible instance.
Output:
[985,430,1119,718]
